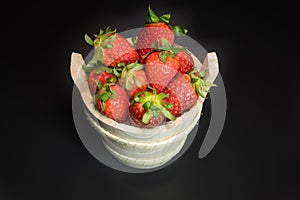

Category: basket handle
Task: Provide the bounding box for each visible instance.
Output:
[198,52,227,159]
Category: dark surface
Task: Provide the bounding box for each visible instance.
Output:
[1,1,299,200]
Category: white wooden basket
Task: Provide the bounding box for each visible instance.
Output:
[70,43,219,169]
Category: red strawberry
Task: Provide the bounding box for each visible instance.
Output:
[162,87,182,117]
[129,102,165,128]
[136,5,187,63]
[145,51,180,93]
[95,83,129,122]
[85,27,139,67]
[163,73,196,115]
[128,88,175,128]
[118,62,148,99]
[188,69,217,98]
[137,23,174,63]
[87,66,115,95]
[164,70,217,115]
[175,50,194,74]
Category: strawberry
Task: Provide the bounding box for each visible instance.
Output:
[188,69,217,98]
[145,51,179,93]
[163,73,196,115]
[162,87,182,117]
[175,50,194,74]
[144,38,183,93]
[136,5,187,63]
[95,83,129,122]
[85,27,139,67]
[129,88,175,128]
[129,102,165,128]
[150,37,194,74]
[118,62,148,100]
[164,70,217,115]
[87,66,115,95]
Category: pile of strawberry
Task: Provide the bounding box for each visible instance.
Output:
[83,5,215,128]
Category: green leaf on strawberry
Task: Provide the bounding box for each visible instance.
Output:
[111,90,116,100]
[155,38,184,63]
[143,101,151,110]
[145,5,171,24]
[84,27,123,66]
[131,87,176,124]
[103,44,113,49]
[120,62,145,89]
[82,64,94,73]
[131,36,138,48]
[132,75,141,87]
[112,67,121,77]
[101,93,111,101]
[159,51,169,64]
[170,25,188,36]
[89,47,103,64]
[146,4,160,23]
[84,33,94,46]
[105,67,113,74]
[142,111,151,124]
[159,13,171,24]
[94,65,105,74]
[199,69,208,78]
[188,69,217,98]
[125,77,132,90]
[152,111,161,118]
[160,38,172,51]
[143,5,188,36]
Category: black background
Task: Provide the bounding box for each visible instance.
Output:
[1,0,299,199]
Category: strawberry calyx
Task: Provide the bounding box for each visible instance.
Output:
[84,27,118,64]
[188,69,217,98]
[82,62,118,83]
[105,65,123,78]
[118,62,144,90]
[85,26,117,48]
[132,87,175,124]
[145,4,171,25]
[82,62,106,74]
[94,75,117,111]
[152,38,183,63]
[169,25,188,36]
[145,4,187,36]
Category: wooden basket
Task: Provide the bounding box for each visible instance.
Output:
[70,43,219,169]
